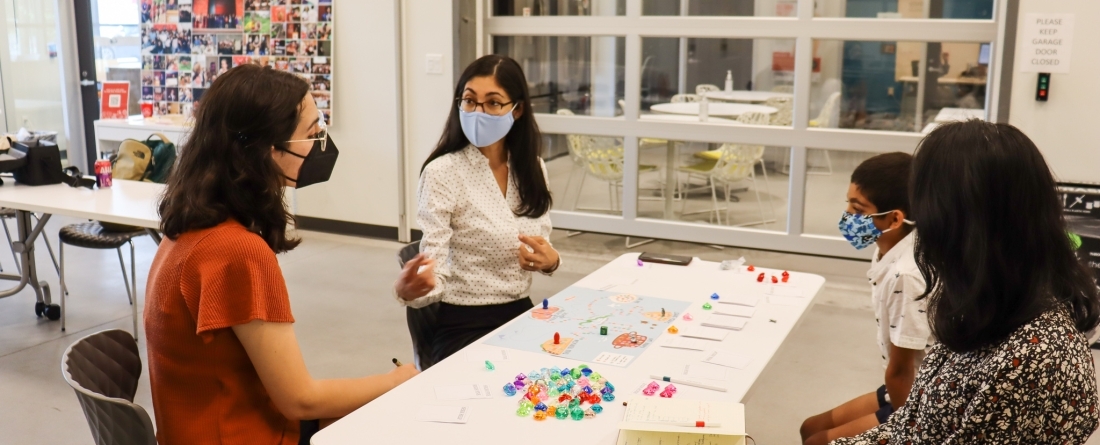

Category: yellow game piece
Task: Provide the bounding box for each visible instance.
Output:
[667,325,679,334]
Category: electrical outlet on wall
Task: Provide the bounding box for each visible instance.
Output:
[426,54,443,75]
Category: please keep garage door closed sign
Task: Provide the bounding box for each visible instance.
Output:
[1019,13,1075,74]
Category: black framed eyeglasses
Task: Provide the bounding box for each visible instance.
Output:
[456,97,515,116]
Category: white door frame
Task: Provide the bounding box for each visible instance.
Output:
[479,0,1003,259]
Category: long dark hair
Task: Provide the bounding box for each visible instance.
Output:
[911,120,1100,352]
[421,55,551,218]
[159,64,309,253]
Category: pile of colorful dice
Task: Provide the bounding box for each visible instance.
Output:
[503,365,615,421]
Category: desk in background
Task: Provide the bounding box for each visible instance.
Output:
[313,254,825,445]
[94,116,191,160]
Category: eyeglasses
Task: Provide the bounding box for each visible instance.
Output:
[286,110,329,152]
[456,98,515,116]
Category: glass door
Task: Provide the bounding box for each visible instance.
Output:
[0,0,71,160]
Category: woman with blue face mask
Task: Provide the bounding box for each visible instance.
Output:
[393,55,560,367]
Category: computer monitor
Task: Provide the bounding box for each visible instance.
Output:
[978,43,991,66]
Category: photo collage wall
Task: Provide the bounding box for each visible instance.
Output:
[140,0,334,123]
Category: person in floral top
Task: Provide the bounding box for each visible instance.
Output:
[832,120,1100,444]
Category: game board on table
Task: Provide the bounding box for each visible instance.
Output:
[484,286,691,367]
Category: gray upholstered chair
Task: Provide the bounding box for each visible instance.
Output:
[62,329,156,445]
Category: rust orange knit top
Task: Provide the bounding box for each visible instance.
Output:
[144,219,298,444]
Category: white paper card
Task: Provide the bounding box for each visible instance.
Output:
[417,405,471,423]
[464,347,511,364]
[702,351,752,370]
[618,397,746,437]
[714,305,756,318]
[660,337,711,351]
[434,384,493,401]
[716,295,759,307]
[768,295,802,306]
[593,351,635,367]
[702,314,748,331]
[683,363,729,381]
[679,326,730,341]
[766,286,803,297]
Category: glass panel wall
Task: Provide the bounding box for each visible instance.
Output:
[640,37,796,127]
[493,36,624,117]
[96,0,143,118]
[637,138,789,231]
[542,132,623,216]
[812,39,988,133]
[802,149,879,236]
[493,0,626,16]
[644,0,795,17]
[0,0,70,156]
[816,0,994,20]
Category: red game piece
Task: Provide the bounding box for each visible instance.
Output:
[747,265,755,272]
[771,276,778,284]
[782,270,789,278]
[782,276,789,283]
[554,332,560,345]
[756,272,765,282]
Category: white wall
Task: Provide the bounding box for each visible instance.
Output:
[294,1,402,227]
[400,0,455,233]
[1008,0,1100,184]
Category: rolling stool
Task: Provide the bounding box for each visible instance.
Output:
[59,222,147,338]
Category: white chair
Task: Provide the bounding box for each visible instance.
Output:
[764,96,793,127]
[670,94,700,103]
[695,84,720,95]
[806,92,841,175]
[677,112,775,226]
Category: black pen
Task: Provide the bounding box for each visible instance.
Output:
[392,358,403,367]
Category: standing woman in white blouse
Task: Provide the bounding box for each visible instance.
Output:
[394,55,561,365]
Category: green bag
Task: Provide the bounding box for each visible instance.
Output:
[141,133,177,184]
[112,133,176,184]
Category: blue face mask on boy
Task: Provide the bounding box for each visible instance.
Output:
[838,211,913,250]
[459,104,517,148]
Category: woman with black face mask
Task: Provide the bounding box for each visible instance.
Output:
[146,64,417,445]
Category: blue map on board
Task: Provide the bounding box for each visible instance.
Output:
[484,286,691,366]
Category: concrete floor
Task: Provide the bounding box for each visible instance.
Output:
[1,215,1098,444]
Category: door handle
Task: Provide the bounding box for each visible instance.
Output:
[79,80,96,86]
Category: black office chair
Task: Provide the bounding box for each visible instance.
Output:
[397,242,440,371]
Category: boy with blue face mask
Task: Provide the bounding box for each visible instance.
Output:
[799,152,933,445]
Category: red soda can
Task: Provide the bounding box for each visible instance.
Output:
[95,159,113,188]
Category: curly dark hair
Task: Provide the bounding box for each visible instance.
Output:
[158,64,309,253]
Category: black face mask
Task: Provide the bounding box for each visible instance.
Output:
[281,135,338,188]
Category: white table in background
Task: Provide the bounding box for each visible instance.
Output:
[0,179,162,325]
[94,116,191,159]
[651,102,777,118]
[933,107,985,123]
[703,90,793,103]
[637,114,741,219]
[313,253,826,445]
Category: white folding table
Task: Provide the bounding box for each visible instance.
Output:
[702,90,793,103]
[313,253,825,445]
[0,179,162,327]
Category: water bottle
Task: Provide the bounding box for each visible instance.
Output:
[699,96,709,122]
[724,70,734,92]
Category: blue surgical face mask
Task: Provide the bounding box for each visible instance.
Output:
[838,210,913,250]
[459,104,517,148]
